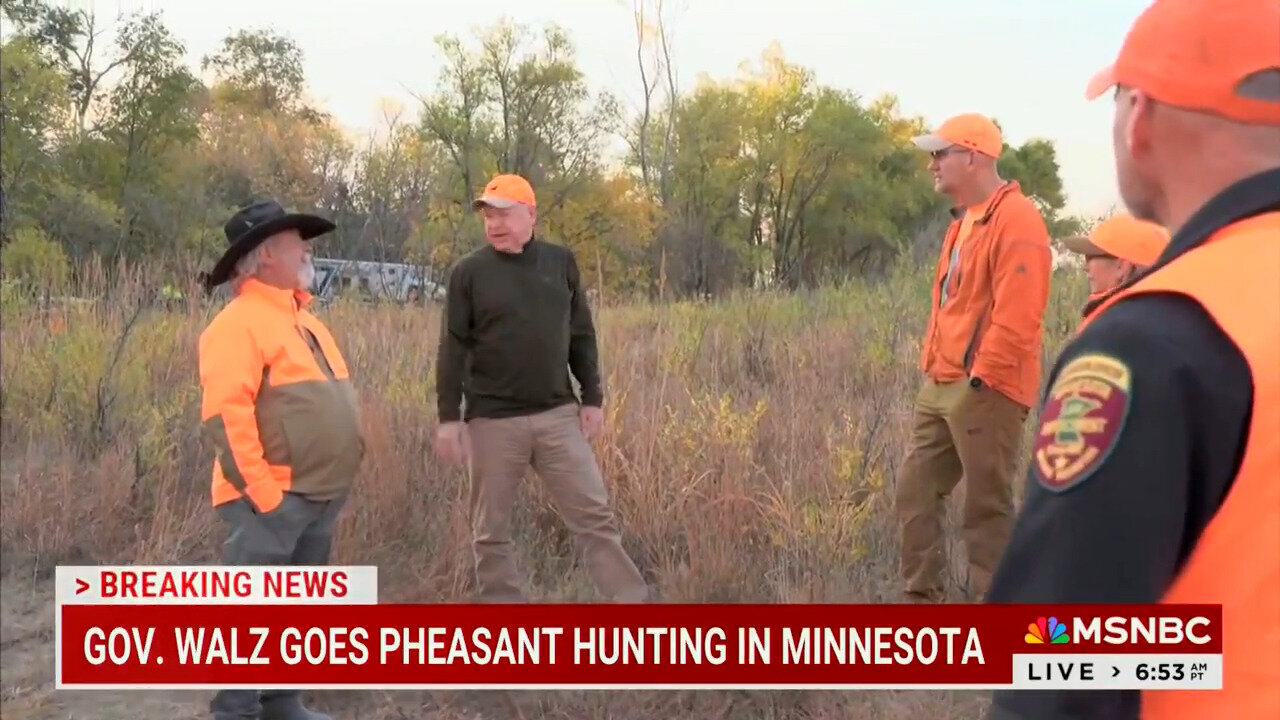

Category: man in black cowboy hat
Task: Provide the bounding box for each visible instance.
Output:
[198,199,364,720]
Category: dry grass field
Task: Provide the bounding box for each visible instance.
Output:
[0,256,1089,719]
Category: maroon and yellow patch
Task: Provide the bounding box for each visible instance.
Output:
[1032,353,1133,492]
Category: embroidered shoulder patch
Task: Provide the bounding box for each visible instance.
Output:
[1032,353,1133,493]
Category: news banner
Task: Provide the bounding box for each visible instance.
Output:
[57,565,1222,691]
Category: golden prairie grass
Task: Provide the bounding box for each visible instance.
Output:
[0,255,1089,718]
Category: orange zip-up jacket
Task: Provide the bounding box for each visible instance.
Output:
[197,278,365,512]
[920,181,1053,408]
[1079,212,1280,720]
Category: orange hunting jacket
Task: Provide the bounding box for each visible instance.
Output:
[920,181,1053,408]
[197,278,364,512]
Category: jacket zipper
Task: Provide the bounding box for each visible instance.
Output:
[297,325,336,381]
[929,223,962,364]
[960,197,1005,374]
[963,306,989,375]
[936,189,1005,373]
[291,298,337,381]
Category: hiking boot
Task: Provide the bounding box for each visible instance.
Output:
[260,691,332,720]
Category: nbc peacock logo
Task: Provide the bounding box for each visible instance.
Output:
[1025,616,1070,644]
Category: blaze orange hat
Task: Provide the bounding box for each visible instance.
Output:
[912,113,1003,158]
[472,174,536,210]
[1062,213,1171,266]
[1085,0,1280,125]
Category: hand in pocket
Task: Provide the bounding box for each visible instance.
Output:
[252,493,303,554]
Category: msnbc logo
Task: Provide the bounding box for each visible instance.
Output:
[1025,616,1070,644]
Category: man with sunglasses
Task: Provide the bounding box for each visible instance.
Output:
[1061,212,1170,319]
[894,113,1053,603]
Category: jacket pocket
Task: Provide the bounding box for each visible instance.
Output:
[933,310,972,371]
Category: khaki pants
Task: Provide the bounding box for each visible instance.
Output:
[465,403,649,603]
[895,378,1029,602]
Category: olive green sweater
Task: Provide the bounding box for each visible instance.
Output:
[435,236,603,422]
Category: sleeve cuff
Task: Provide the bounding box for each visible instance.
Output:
[246,484,284,513]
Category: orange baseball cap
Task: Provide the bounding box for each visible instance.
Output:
[1062,213,1171,266]
[1085,0,1280,125]
[472,174,536,210]
[912,113,1004,158]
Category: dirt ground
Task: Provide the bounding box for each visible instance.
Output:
[1,577,196,720]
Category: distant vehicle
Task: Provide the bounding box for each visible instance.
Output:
[309,258,445,304]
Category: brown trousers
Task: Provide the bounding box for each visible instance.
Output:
[465,403,649,603]
[895,378,1029,602]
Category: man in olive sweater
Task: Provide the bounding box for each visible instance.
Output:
[433,173,650,603]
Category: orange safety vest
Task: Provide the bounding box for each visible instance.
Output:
[1077,211,1280,718]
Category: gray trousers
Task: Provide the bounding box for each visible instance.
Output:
[210,492,345,719]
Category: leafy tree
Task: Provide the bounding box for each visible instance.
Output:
[415,20,622,271]
[0,35,69,236]
[997,134,1085,237]
[201,29,309,117]
[0,10,1086,299]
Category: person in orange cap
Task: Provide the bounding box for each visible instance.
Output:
[1061,212,1170,318]
[894,113,1053,603]
[987,0,1280,718]
[432,173,650,604]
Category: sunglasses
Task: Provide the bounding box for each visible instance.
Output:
[929,146,973,161]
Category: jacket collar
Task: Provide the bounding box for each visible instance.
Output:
[239,277,313,312]
[1082,288,1116,319]
[948,180,1023,224]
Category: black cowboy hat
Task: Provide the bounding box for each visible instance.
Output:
[201,199,336,291]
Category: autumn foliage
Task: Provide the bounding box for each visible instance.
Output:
[1,1,1085,300]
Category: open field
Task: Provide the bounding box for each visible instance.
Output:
[0,257,1089,719]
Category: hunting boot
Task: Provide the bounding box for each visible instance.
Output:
[260,690,332,720]
[210,689,261,719]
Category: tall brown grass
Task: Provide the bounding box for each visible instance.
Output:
[0,254,1089,718]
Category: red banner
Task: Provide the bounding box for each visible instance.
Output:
[58,602,1223,690]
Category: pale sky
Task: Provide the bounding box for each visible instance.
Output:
[66,0,1147,217]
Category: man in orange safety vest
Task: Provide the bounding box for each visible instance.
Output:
[986,0,1280,718]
